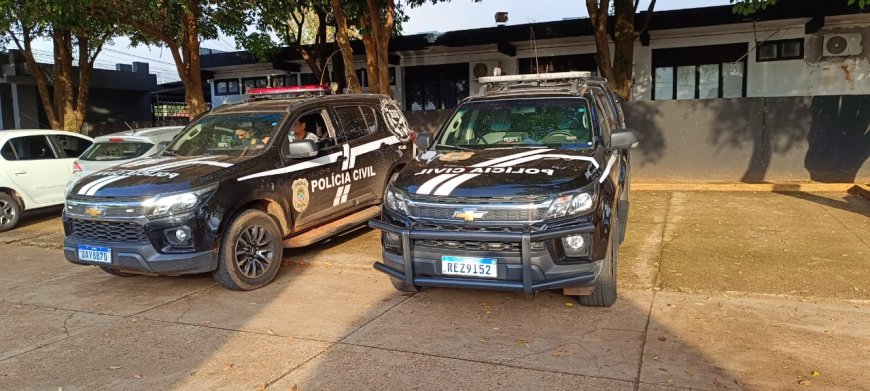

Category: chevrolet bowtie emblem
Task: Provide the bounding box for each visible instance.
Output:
[84,207,106,218]
[453,208,487,222]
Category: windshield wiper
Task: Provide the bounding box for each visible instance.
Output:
[435,144,473,151]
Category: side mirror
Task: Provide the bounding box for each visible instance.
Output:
[283,140,318,159]
[415,132,433,150]
[608,128,639,150]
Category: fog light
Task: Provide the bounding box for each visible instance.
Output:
[565,235,584,250]
[175,229,188,242]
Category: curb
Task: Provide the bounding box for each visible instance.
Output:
[632,183,866,192]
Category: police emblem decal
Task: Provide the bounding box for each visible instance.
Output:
[292,178,310,212]
[439,151,474,162]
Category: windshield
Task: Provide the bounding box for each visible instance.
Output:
[80,141,153,161]
[165,112,285,157]
[437,98,593,149]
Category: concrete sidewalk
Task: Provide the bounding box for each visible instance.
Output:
[0,190,868,390]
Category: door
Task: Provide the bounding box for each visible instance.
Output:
[0,135,72,206]
[332,104,395,209]
[284,109,353,229]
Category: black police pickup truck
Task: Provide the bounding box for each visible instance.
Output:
[370,72,638,307]
[64,86,414,290]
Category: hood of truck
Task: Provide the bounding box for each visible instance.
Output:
[68,155,252,198]
[394,148,602,199]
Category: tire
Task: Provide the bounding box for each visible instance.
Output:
[99,266,139,277]
[213,210,283,290]
[0,192,22,233]
[390,276,418,293]
[578,215,619,308]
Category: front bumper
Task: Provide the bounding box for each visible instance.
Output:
[368,219,602,295]
[62,211,219,275]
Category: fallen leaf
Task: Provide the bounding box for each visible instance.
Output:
[108,366,122,370]
[290,384,298,391]
[484,310,492,314]
[798,380,812,386]
[565,302,574,307]
[254,384,266,391]
[133,374,143,379]
[811,370,821,378]
[658,336,668,342]
[267,329,276,335]
[223,363,234,372]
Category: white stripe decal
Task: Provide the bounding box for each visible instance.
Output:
[78,157,226,195]
[415,149,552,195]
[237,135,401,182]
[332,184,351,206]
[77,175,119,195]
[599,154,618,183]
[432,153,601,196]
[341,144,351,171]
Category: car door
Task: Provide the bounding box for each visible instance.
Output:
[331,104,395,209]
[283,108,354,229]
[0,135,72,206]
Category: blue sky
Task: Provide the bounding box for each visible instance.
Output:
[15,0,732,83]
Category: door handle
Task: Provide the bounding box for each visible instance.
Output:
[13,170,27,175]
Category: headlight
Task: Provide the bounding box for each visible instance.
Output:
[546,190,595,219]
[143,185,216,218]
[384,187,408,215]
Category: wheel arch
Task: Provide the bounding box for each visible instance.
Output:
[0,187,25,210]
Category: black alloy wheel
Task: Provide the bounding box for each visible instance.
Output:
[235,225,275,279]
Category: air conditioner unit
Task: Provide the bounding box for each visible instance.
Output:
[472,61,501,79]
[822,33,862,57]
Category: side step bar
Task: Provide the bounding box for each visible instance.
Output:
[283,206,382,248]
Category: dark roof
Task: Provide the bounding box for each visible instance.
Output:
[200,0,865,68]
[211,93,389,114]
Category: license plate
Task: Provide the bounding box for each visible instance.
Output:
[441,256,497,278]
[78,245,111,264]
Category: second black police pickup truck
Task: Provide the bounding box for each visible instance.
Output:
[370,72,638,307]
[64,86,414,290]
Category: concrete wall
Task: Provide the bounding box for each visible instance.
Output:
[402,95,870,183]
[624,95,870,183]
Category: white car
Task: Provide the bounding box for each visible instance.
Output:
[72,126,185,179]
[0,129,93,232]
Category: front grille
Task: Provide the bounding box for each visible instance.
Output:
[408,204,546,223]
[66,203,146,218]
[415,239,545,252]
[69,219,148,242]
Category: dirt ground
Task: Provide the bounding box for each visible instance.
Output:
[0,190,867,390]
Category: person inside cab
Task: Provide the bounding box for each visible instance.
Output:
[291,118,319,143]
[234,125,270,146]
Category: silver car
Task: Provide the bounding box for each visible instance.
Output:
[72,126,185,180]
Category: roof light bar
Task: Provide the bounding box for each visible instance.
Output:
[246,84,329,96]
[478,71,592,84]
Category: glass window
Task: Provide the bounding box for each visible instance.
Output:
[722,63,744,99]
[698,64,720,99]
[242,77,268,94]
[360,106,377,131]
[437,98,593,148]
[654,67,674,100]
[334,106,373,141]
[757,42,778,61]
[51,135,92,158]
[1,142,17,160]
[80,141,154,161]
[8,136,56,160]
[214,79,240,96]
[676,66,696,100]
[404,63,469,111]
[166,112,285,157]
[216,82,227,95]
[781,40,802,58]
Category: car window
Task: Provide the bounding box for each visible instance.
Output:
[1,142,17,160]
[334,106,374,142]
[437,98,593,149]
[51,135,92,158]
[80,141,154,161]
[166,112,286,157]
[592,100,612,146]
[7,136,57,160]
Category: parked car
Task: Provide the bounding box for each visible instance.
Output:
[63,86,415,290]
[369,71,637,307]
[0,130,93,232]
[72,126,185,180]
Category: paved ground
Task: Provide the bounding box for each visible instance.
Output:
[0,190,868,391]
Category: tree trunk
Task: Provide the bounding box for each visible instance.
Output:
[53,29,75,130]
[330,0,362,92]
[586,0,615,85]
[611,0,636,101]
[359,11,379,93]
[10,25,61,129]
[377,0,394,96]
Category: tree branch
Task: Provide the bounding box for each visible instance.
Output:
[637,0,656,35]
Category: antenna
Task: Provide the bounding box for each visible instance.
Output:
[527,18,539,74]
[319,49,343,87]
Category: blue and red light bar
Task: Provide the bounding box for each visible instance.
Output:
[246,85,330,96]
